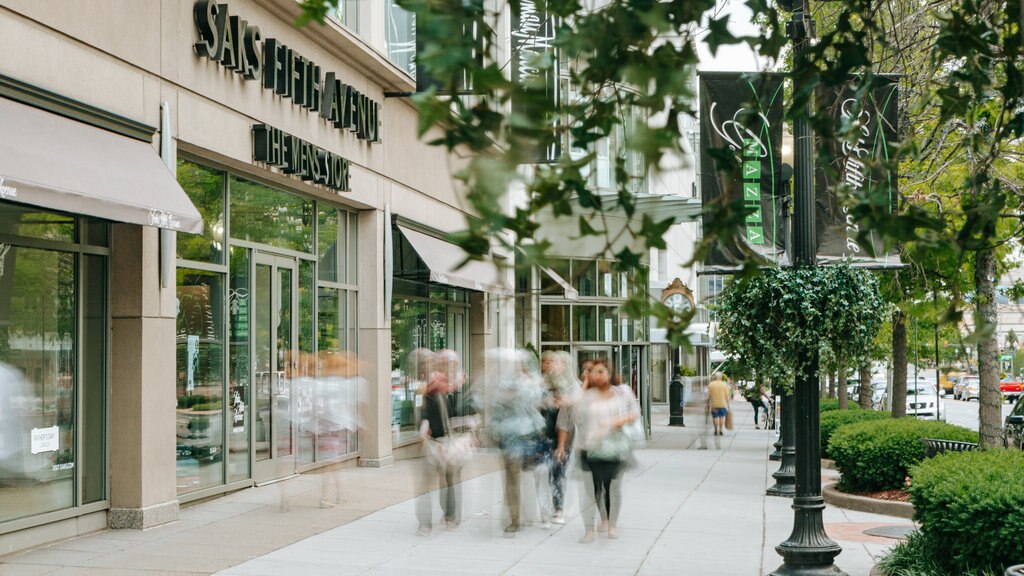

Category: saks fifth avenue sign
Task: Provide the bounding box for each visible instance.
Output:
[193,0,377,192]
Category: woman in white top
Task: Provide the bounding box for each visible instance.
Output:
[574,359,639,542]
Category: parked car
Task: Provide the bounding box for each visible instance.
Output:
[906,383,945,419]
[961,376,981,401]
[870,380,888,409]
[1000,378,1023,403]
[953,375,973,399]
[1003,394,1024,450]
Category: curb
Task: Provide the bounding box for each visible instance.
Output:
[822,482,915,520]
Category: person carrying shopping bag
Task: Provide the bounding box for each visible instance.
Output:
[574,359,639,543]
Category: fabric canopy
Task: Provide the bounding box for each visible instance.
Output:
[397,224,511,295]
[0,97,203,233]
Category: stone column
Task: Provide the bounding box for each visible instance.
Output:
[107,224,179,529]
[357,208,393,468]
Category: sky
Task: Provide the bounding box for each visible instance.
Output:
[695,0,773,72]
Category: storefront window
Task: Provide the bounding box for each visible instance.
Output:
[391,299,428,442]
[574,305,597,341]
[540,259,570,296]
[0,246,76,522]
[599,306,617,342]
[177,161,225,264]
[227,247,250,482]
[541,305,569,342]
[296,261,316,466]
[0,202,74,242]
[573,260,597,297]
[318,207,339,283]
[175,269,225,494]
[229,176,314,254]
[0,203,108,523]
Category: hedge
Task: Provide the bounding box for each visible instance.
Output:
[908,449,1024,574]
[819,399,861,413]
[819,409,889,459]
[830,418,976,492]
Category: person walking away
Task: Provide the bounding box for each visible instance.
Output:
[575,359,638,542]
[708,372,730,436]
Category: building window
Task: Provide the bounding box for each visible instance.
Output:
[386,0,416,78]
[0,204,108,524]
[330,0,360,33]
[176,160,360,494]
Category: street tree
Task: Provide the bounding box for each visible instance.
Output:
[715,263,885,398]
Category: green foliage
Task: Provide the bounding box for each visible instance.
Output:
[877,531,999,576]
[716,263,885,391]
[830,418,976,492]
[907,450,1024,574]
[819,408,887,459]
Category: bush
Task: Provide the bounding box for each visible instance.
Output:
[819,409,889,459]
[830,418,976,492]
[819,399,860,413]
[908,449,1024,574]
[877,531,999,576]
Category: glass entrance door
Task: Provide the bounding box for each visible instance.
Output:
[252,253,297,483]
[576,346,614,382]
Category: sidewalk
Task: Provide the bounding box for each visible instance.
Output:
[0,401,913,576]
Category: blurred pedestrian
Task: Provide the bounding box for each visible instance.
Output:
[708,372,730,436]
[540,351,580,526]
[575,359,639,542]
[743,381,765,429]
[416,349,475,535]
[480,349,545,536]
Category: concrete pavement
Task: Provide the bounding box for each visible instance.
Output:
[0,401,913,576]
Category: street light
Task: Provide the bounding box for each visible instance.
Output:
[768,161,796,497]
[770,1,845,575]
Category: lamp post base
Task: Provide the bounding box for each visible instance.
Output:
[668,415,686,426]
[771,497,845,576]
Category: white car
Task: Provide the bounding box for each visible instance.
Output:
[906,384,945,419]
[961,377,981,401]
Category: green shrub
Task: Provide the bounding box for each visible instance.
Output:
[908,449,1024,574]
[819,409,889,459]
[819,399,860,413]
[877,531,999,576]
[830,419,976,492]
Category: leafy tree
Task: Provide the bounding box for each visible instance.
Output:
[716,263,885,396]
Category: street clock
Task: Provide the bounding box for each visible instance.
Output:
[660,278,695,315]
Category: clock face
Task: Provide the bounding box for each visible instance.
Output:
[665,293,692,314]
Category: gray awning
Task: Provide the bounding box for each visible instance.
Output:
[397,224,511,295]
[0,97,203,233]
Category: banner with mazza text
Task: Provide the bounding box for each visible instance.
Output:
[699,72,787,270]
[814,77,900,266]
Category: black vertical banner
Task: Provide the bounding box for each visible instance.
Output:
[699,72,786,269]
[511,0,560,163]
[815,77,899,265]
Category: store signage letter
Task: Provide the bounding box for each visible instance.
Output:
[194,0,380,144]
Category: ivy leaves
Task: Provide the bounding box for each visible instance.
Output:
[716,263,885,390]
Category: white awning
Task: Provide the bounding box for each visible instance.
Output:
[397,224,511,295]
[0,97,203,233]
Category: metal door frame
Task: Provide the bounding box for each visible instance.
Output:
[252,252,299,484]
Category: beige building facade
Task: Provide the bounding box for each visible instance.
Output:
[0,0,511,555]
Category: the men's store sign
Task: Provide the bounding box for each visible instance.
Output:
[252,124,350,191]
[193,0,378,192]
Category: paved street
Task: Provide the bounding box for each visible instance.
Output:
[939,396,1013,431]
[0,401,912,576]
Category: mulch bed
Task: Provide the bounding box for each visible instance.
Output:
[846,488,912,502]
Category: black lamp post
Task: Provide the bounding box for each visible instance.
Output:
[768,165,795,494]
[771,1,845,574]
